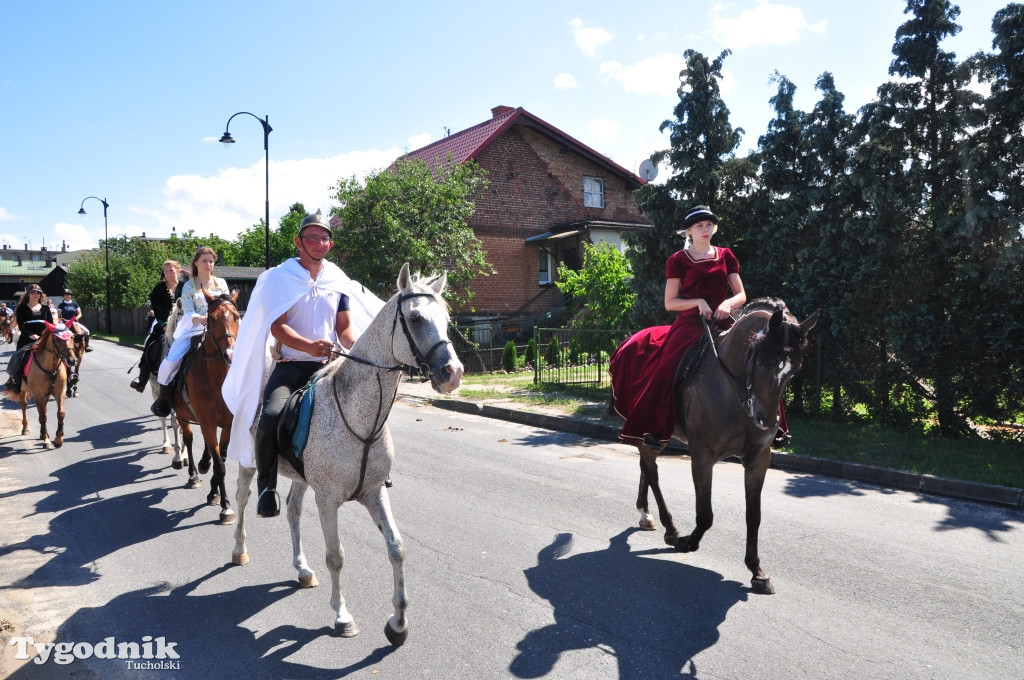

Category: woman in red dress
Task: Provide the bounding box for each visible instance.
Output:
[610,206,746,448]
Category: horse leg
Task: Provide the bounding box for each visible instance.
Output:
[198,445,212,475]
[676,454,714,554]
[361,485,409,646]
[19,395,29,435]
[315,493,357,637]
[197,423,221,508]
[53,391,65,448]
[170,418,187,468]
[232,464,256,566]
[287,481,317,588]
[636,456,656,531]
[744,452,775,594]
[180,421,201,489]
[639,445,678,544]
[35,399,50,449]
[213,427,234,525]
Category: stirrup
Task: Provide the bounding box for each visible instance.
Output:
[257,488,280,517]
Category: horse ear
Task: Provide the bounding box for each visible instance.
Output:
[397,263,412,292]
[429,271,447,295]
[800,308,821,333]
[769,308,784,332]
[230,288,239,304]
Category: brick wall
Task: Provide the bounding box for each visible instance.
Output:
[464,125,646,318]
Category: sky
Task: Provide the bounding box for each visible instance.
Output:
[0,0,1013,253]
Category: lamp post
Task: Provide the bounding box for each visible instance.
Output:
[77,196,111,333]
[218,112,272,269]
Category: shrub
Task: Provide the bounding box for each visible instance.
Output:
[525,338,537,367]
[502,340,518,372]
[545,337,561,367]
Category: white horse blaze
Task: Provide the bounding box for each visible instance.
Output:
[776,359,792,385]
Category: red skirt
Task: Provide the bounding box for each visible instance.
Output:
[609,318,702,445]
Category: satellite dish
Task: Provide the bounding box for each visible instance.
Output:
[638,159,658,182]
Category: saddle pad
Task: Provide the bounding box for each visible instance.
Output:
[278,373,322,462]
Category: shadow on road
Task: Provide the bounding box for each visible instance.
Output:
[511,528,748,679]
[6,566,401,679]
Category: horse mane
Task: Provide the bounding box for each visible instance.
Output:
[738,297,788,319]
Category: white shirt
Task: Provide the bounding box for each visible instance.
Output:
[278,267,347,361]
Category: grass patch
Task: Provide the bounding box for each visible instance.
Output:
[457,373,1024,489]
[94,332,146,347]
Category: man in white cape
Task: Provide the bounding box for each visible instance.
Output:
[222,210,383,517]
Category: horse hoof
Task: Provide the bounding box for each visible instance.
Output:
[161,446,173,455]
[207,494,221,506]
[219,510,235,525]
[384,621,409,646]
[639,519,657,531]
[298,572,319,588]
[751,577,775,595]
[198,459,211,475]
[171,459,184,470]
[675,536,696,553]
[333,621,359,638]
[664,532,679,546]
[53,440,63,449]
[186,477,202,489]
[232,552,249,566]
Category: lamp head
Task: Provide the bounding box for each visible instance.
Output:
[219,131,235,146]
[78,208,86,215]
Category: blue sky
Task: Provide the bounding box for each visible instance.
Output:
[0,0,1011,253]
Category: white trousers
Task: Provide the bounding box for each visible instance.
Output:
[156,329,196,385]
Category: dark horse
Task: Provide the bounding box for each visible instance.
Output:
[170,289,240,524]
[612,298,819,594]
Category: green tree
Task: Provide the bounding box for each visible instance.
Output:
[555,241,636,331]
[849,0,987,435]
[629,49,744,327]
[235,203,307,267]
[330,157,490,303]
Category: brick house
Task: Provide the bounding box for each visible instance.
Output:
[401,105,650,327]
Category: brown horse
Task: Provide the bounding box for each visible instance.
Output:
[66,324,88,398]
[2,323,77,448]
[613,298,819,594]
[0,317,12,344]
[170,289,239,524]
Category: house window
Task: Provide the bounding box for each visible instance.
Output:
[583,177,604,208]
[539,248,554,285]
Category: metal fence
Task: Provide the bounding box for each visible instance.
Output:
[532,327,633,387]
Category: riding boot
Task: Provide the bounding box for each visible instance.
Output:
[151,382,174,418]
[130,365,150,393]
[85,335,93,352]
[254,426,280,518]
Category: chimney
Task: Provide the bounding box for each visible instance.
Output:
[491,105,515,119]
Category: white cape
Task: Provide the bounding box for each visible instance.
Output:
[222,258,384,467]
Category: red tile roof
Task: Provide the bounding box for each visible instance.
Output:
[400,106,645,187]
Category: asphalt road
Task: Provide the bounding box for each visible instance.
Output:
[1,340,1022,679]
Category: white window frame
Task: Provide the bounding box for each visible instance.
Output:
[583,176,604,208]
[539,248,554,285]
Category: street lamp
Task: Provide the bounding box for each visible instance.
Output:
[78,196,111,333]
[218,112,272,269]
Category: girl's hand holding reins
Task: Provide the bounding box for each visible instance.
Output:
[696,299,713,319]
[714,304,732,321]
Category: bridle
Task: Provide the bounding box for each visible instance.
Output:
[201,298,238,366]
[32,328,76,398]
[329,290,453,500]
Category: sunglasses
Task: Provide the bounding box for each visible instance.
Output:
[301,235,332,244]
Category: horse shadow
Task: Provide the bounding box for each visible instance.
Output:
[0,451,201,588]
[511,528,747,679]
[912,493,1024,539]
[782,473,868,499]
[66,415,159,453]
[5,567,400,679]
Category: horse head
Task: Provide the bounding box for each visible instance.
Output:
[731,300,820,430]
[41,321,77,368]
[202,288,240,366]
[392,263,464,394]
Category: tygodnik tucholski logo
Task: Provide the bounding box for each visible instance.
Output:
[10,635,181,669]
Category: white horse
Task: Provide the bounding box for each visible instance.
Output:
[232,263,464,644]
[147,299,185,467]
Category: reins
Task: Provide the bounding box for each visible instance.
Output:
[700,310,780,430]
[327,290,451,500]
[30,330,75,399]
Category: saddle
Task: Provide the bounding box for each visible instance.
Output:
[274,373,323,481]
[141,331,166,373]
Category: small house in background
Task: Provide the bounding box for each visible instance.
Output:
[400,105,650,334]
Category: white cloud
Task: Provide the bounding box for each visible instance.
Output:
[710,1,821,49]
[585,118,620,143]
[570,17,612,56]
[554,72,579,90]
[0,206,18,222]
[407,133,432,149]
[147,148,402,242]
[600,53,687,97]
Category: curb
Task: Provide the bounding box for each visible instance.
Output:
[421,397,1024,511]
